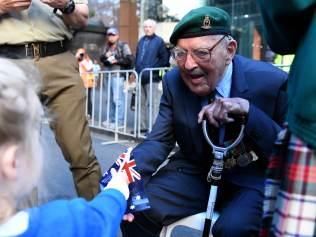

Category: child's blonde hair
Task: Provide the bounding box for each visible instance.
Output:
[0,58,43,204]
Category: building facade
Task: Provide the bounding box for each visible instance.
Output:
[76,0,273,62]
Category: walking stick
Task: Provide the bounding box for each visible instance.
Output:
[201,116,245,237]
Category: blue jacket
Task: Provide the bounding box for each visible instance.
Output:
[17,189,126,237]
[132,55,288,194]
[135,34,169,84]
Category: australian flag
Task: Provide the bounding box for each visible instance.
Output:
[100,147,151,213]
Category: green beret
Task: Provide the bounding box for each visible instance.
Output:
[170,6,231,45]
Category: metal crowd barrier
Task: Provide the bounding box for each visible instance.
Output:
[137,67,170,139]
[84,69,138,145]
[83,67,171,144]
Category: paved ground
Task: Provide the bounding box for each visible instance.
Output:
[39,123,139,203]
[37,124,140,236]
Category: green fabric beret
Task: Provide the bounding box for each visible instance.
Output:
[170,6,232,45]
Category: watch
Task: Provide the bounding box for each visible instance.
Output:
[61,0,75,14]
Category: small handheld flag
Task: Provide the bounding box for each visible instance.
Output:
[100,147,151,213]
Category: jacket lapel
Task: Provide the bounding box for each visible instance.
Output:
[230,55,250,99]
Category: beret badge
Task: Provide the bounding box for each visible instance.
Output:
[201,15,212,30]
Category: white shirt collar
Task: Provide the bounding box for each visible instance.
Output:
[0,211,29,236]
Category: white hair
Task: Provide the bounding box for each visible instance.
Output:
[0,58,43,204]
[143,19,157,28]
[225,35,234,43]
[210,34,235,49]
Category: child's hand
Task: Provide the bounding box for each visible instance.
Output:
[104,168,130,200]
[123,213,134,222]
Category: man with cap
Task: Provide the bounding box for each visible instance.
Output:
[121,6,288,237]
[100,27,134,128]
[0,0,102,203]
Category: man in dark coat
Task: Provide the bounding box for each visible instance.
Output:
[122,6,288,237]
[135,19,170,133]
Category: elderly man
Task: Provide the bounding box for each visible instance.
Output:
[121,6,288,237]
[135,19,170,133]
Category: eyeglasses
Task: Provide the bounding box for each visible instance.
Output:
[171,35,227,62]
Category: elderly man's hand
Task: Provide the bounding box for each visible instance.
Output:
[198,97,249,127]
[0,0,32,14]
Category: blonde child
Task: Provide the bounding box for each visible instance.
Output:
[0,58,129,237]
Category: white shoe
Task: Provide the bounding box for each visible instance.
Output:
[102,120,112,127]
[111,123,124,130]
[102,121,124,130]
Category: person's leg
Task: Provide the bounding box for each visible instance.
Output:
[150,82,162,127]
[121,162,210,236]
[36,52,101,200]
[212,183,263,237]
[111,76,125,125]
[87,87,92,117]
[108,77,115,123]
[140,84,149,131]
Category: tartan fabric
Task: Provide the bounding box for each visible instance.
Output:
[260,128,316,237]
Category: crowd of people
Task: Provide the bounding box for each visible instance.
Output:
[1,1,315,237]
[76,21,170,133]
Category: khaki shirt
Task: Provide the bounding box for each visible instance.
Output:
[0,0,87,44]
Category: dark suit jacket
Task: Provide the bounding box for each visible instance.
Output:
[132,54,288,195]
[135,34,170,84]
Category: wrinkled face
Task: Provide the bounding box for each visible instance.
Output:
[143,23,155,36]
[174,35,237,96]
[107,34,119,44]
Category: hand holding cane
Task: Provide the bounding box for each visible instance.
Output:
[202,114,246,237]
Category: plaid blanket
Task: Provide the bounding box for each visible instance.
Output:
[260,128,316,237]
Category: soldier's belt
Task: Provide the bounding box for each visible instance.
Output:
[0,40,69,59]
[224,150,258,169]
